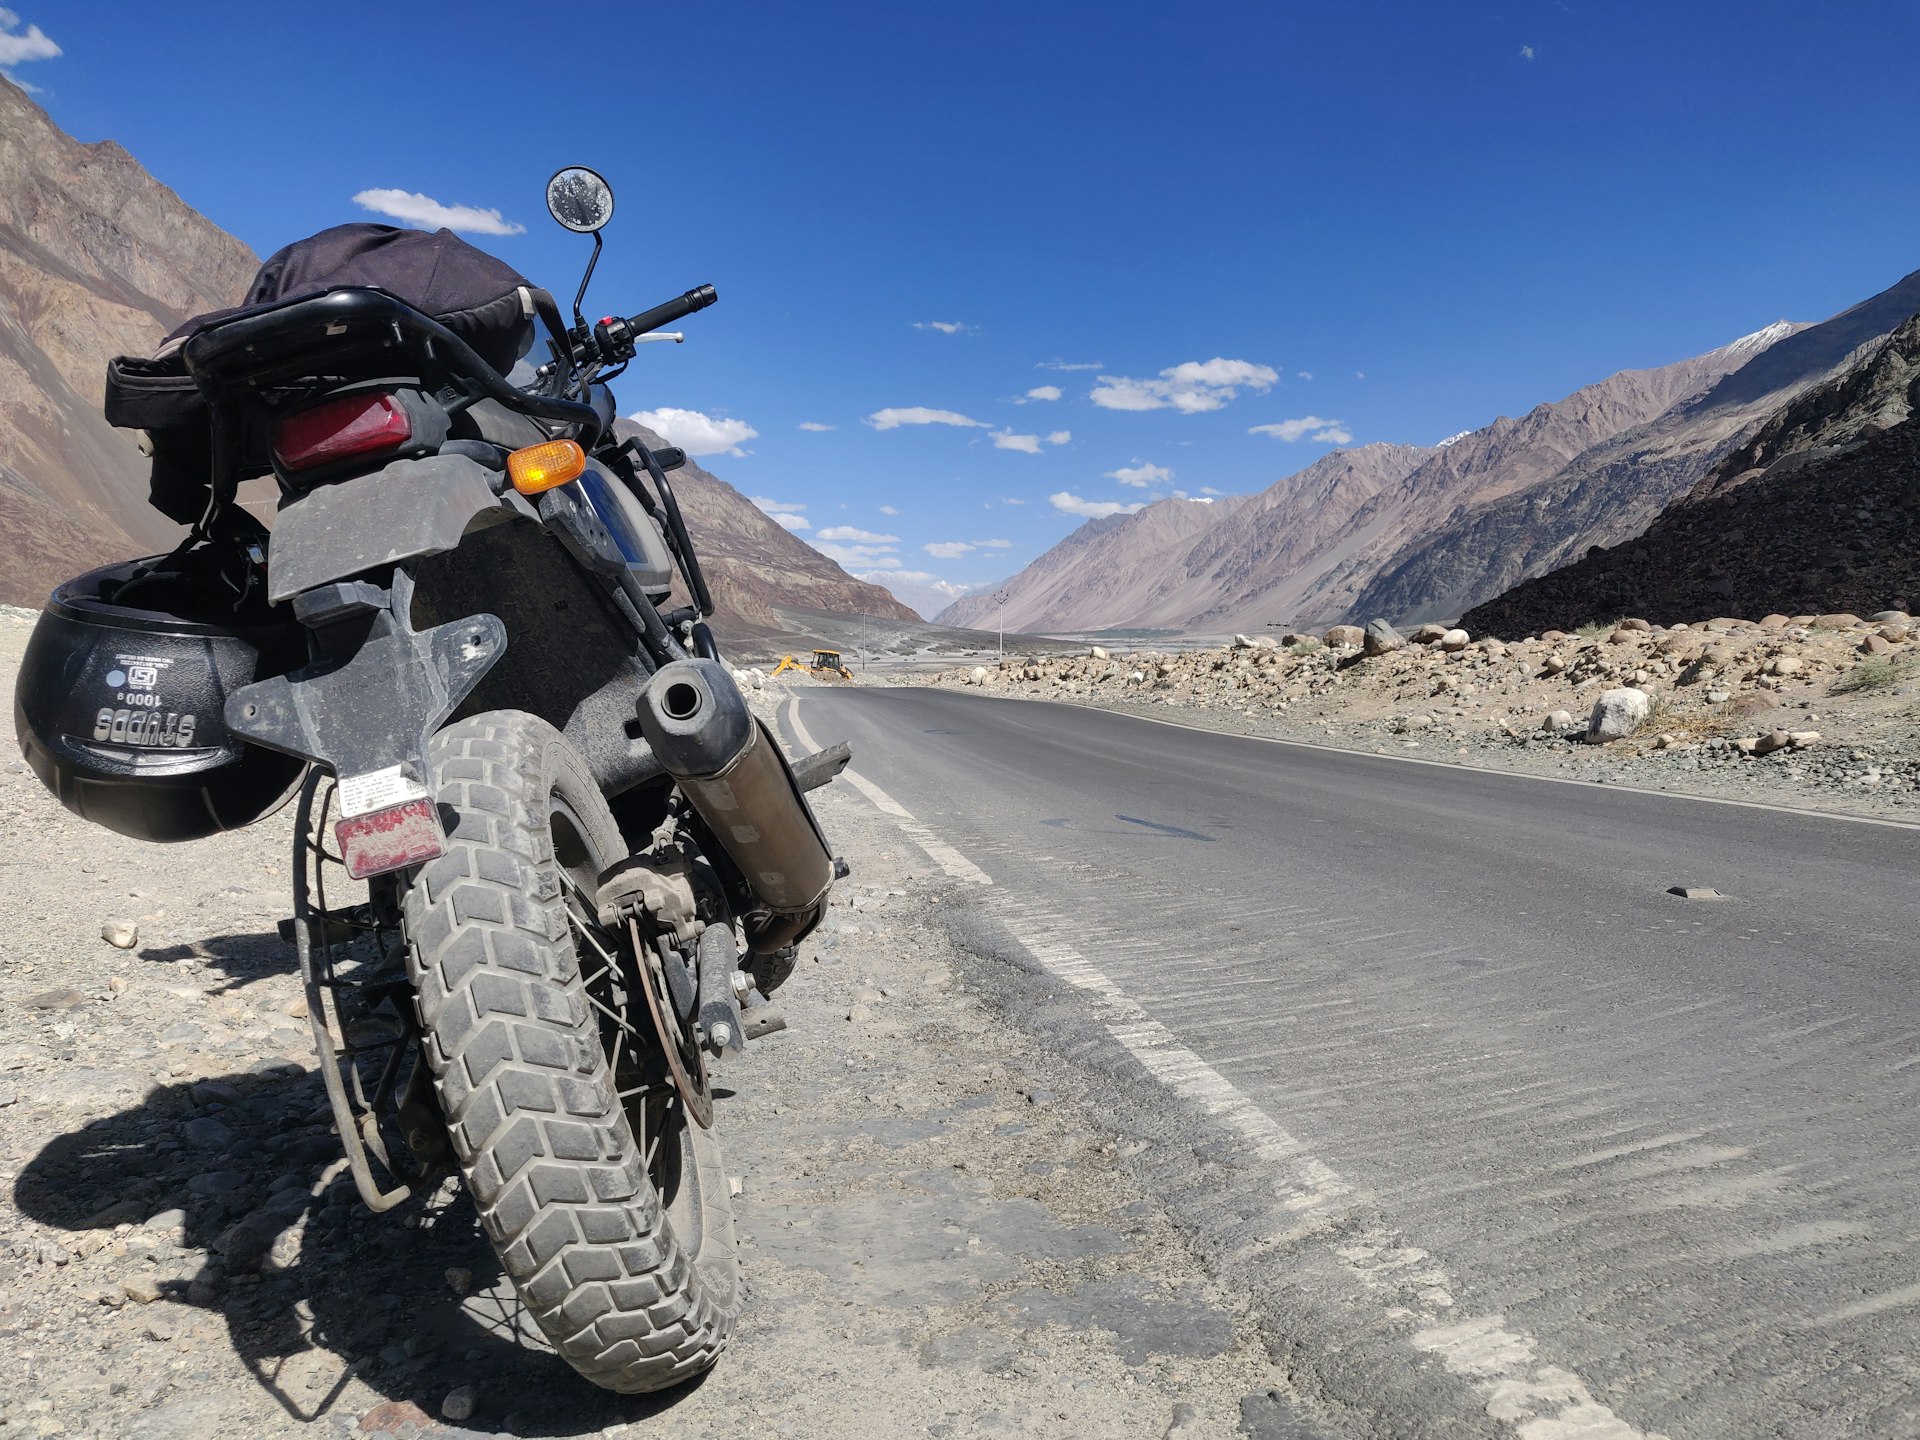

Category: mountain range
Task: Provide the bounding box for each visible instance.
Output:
[0,76,912,641]
[945,269,1920,636]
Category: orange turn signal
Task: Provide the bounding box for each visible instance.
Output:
[507,439,587,494]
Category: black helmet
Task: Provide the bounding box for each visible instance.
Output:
[14,557,308,843]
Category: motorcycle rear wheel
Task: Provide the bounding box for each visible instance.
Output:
[402,710,739,1393]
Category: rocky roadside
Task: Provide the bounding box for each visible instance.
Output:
[0,609,1293,1440]
[907,611,1920,820]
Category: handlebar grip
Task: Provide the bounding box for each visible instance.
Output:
[628,284,718,336]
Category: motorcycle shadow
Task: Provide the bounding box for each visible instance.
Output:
[12,1064,701,1435]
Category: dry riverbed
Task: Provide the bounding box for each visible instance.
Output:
[0,611,1291,1440]
[910,612,1920,820]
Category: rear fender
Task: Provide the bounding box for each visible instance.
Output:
[267,454,524,605]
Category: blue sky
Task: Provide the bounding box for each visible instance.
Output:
[18,2,1920,615]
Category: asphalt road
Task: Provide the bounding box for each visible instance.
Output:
[786,686,1920,1440]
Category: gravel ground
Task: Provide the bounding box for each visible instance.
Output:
[0,611,1293,1440]
[903,613,1920,822]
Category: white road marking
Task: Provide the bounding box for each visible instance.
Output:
[798,696,1662,1440]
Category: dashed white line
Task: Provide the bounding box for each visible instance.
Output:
[795,695,1662,1440]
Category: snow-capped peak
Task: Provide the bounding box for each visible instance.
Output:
[1435,429,1473,448]
[1721,319,1797,359]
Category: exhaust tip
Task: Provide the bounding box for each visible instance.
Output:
[662,680,703,721]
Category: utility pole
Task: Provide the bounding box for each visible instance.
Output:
[991,588,1011,661]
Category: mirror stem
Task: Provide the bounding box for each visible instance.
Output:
[571,229,604,332]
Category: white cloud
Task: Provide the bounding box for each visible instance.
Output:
[878,504,900,516]
[866,407,988,430]
[630,406,758,456]
[1047,430,1071,445]
[813,541,900,566]
[925,541,974,559]
[1050,492,1147,520]
[748,496,810,532]
[0,9,59,67]
[1001,497,1026,505]
[1521,44,1536,60]
[817,525,899,543]
[914,321,972,334]
[1199,486,1225,497]
[1024,385,1063,402]
[1105,460,1172,488]
[1249,415,1350,444]
[975,538,1013,548]
[1090,357,1278,413]
[796,421,835,432]
[990,429,1043,454]
[1297,371,1314,381]
[352,188,526,236]
[1037,359,1104,372]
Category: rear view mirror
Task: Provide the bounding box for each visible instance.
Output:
[546,167,614,234]
[651,447,686,472]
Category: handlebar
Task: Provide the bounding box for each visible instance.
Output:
[627,284,717,337]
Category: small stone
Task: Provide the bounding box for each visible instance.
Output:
[1606,629,1637,645]
[186,1117,233,1148]
[846,1004,874,1023]
[142,1315,176,1342]
[1813,613,1863,630]
[107,975,129,996]
[1753,729,1793,755]
[358,1400,435,1432]
[1408,623,1449,644]
[1768,655,1803,675]
[1439,628,1470,652]
[282,995,310,1020]
[102,922,139,950]
[26,987,87,1010]
[1323,624,1364,649]
[1707,689,1731,704]
[1787,730,1821,747]
[1542,653,1568,675]
[441,1386,477,1423]
[444,1266,473,1297]
[1860,634,1893,655]
[1541,709,1574,733]
[96,1284,128,1308]
[190,1079,241,1106]
[1620,617,1653,631]
[123,1275,163,1305]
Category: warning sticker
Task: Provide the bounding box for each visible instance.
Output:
[337,764,429,818]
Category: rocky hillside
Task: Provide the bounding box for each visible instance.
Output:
[938,494,1249,633]
[1462,311,1920,636]
[0,76,256,606]
[948,323,1812,637]
[612,420,919,636]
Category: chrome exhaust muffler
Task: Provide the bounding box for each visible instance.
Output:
[635,659,834,953]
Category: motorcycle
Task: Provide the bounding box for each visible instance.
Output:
[13,167,848,1393]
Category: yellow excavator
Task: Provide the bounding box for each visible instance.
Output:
[771,647,854,681]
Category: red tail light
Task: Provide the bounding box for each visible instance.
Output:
[335,798,445,879]
[273,392,412,473]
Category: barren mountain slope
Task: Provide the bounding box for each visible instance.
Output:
[0,76,257,605]
[612,419,918,634]
[937,495,1247,633]
[1235,326,1799,630]
[1353,269,1920,626]
[1462,310,1920,635]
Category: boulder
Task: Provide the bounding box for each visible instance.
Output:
[1868,610,1912,625]
[1767,656,1802,676]
[1439,629,1470,652]
[1606,629,1637,645]
[1542,653,1567,675]
[1362,619,1406,656]
[1753,729,1793,756]
[1323,625,1364,649]
[1729,692,1777,718]
[1089,645,1109,660]
[1759,614,1792,629]
[1619,617,1653,632]
[1540,630,1571,642]
[1585,687,1651,743]
[970,666,988,685]
[1409,623,1449,644]
[1812,614,1863,630]
[1541,709,1574,733]
[1787,730,1822,747]
[1861,634,1893,655]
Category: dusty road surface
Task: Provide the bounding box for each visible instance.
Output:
[787,684,1920,1439]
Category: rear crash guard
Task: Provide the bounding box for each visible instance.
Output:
[225,571,504,876]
